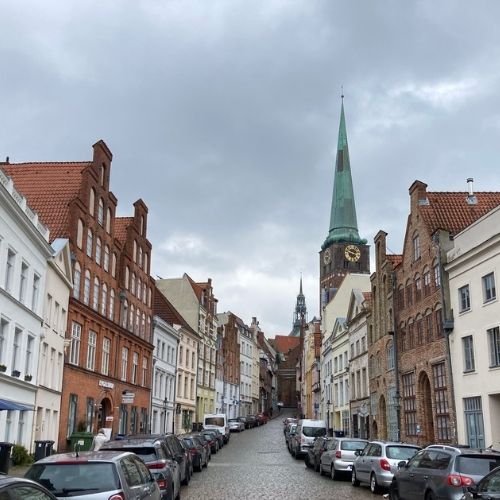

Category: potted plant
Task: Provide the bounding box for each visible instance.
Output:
[0,364,6,372]
[24,374,32,382]
[11,369,20,378]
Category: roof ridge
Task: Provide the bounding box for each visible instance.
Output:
[5,161,92,166]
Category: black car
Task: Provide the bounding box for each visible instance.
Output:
[193,432,212,461]
[0,475,58,499]
[181,434,209,472]
[246,415,258,428]
[306,437,331,472]
[200,430,220,454]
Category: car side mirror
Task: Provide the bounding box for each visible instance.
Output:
[397,460,408,469]
[354,450,360,456]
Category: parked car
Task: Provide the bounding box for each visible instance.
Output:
[246,415,258,428]
[25,450,162,500]
[319,437,368,479]
[0,475,58,500]
[178,436,194,480]
[305,437,331,472]
[352,440,420,493]
[180,434,208,472]
[203,413,230,443]
[238,416,250,429]
[290,419,327,458]
[283,418,297,434]
[228,418,245,432]
[99,435,182,499]
[389,445,500,500]
[286,424,298,452]
[256,413,268,425]
[462,464,500,500]
[200,429,220,454]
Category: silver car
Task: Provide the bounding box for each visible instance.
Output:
[228,418,245,432]
[352,440,420,493]
[319,437,368,479]
[25,450,162,499]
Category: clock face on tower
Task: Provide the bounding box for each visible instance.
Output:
[323,248,331,265]
[345,244,361,262]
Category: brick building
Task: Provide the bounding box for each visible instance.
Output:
[395,180,500,445]
[271,335,300,408]
[368,230,401,441]
[4,141,155,451]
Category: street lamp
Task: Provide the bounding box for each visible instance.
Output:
[326,400,331,437]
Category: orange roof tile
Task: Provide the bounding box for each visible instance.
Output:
[114,217,134,242]
[386,254,403,266]
[421,192,500,236]
[272,335,300,353]
[2,162,90,241]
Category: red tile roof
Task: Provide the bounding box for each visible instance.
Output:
[2,162,90,241]
[422,192,500,236]
[272,335,300,353]
[114,217,134,242]
[386,254,403,267]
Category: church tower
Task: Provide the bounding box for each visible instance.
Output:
[290,276,307,337]
[320,97,369,308]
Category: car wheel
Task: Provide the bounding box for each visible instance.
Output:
[331,464,340,480]
[305,455,311,468]
[370,473,381,494]
[314,459,320,473]
[425,491,436,500]
[352,467,360,487]
[389,482,400,500]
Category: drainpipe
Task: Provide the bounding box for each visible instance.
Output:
[433,231,457,442]
[390,271,401,443]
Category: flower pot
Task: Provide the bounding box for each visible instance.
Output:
[11,370,20,378]
[0,365,6,373]
[24,374,32,382]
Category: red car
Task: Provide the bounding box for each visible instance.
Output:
[256,413,268,425]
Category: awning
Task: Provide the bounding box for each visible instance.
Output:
[0,398,34,411]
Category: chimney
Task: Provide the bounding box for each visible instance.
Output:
[466,178,477,205]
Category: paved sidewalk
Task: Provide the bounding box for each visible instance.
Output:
[7,464,30,477]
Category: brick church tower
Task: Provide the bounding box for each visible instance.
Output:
[320,97,370,308]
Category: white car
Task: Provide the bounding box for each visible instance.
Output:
[228,418,245,432]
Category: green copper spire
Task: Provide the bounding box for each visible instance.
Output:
[322,97,366,249]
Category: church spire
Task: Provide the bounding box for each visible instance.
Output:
[322,96,366,249]
[289,276,307,337]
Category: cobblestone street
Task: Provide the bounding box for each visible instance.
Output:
[182,413,376,500]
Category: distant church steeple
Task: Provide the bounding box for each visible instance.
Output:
[290,276,307,337]
[319,96,370,309]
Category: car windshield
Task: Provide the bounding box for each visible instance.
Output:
[302,427,326,438]
[26,463,120,496]
[228,419,239,423]
[456,456,500,475]
[341,441,366,451]
[205,417,224,426]
[386,446,420,460]
[105,446,158,462]
[183,438,194,447]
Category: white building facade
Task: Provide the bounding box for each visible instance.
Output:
[239,321,253,417]
[446,205,500,449]
[0,167,52,451]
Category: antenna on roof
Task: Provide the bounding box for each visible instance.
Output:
[5,156,9,163]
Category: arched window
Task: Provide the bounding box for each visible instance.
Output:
[101,284,108,316]
[131,273,136,296]
[141,313,146,336]
[135,309,140,333]
[93,277,100,310]
[95,237,102,266]
[125,266,130,290]
[98,198,104,226]
[104,245,110,272]
[106,208,112,233]
[100,164,105,186]
[137,278,141,298]
[433,259,441,289]
[112,253,117,277]
[413,231,421,261]
[129,305,134,332]
[414,273,422,301]
[140,215,144,235]
[138,247,143,268]
[77,219,84,249]
[109,289,115,320]
[73,262,81,299]
[89,188,95,215]
[148,287,152,307]
[123,300,128,328]
[86,229,93,258]
[144,253,148,273]
[83,270,91,305]
[387,340,394,370]
[142,283,147,303]
[133,240,137,263]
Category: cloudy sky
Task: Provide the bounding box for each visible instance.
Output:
[2,1,500,336]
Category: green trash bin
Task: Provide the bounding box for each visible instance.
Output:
[68,432,94,452]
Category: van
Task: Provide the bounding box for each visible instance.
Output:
[203,413,229,443]
[290,419,327,458]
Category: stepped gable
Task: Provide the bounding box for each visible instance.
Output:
[421,191,500,235]
[2,161,90,242]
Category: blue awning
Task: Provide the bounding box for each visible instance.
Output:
[0,399,34,411]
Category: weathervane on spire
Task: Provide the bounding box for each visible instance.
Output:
[341,85,344,100]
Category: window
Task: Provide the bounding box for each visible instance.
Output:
[25,335,34,375]
[77,219,84,248]
[413,233,421,261]
[101,248,109,276]
[0,317,8,363]
[67,394,78,437]
[462,336,475,372]
[73,263,81,299]
[102,337,111,375]
[488,327,500,367]
[70,322,81,365]
[132,352,138,384]
[106,208,112,233]
[133,240,137,262]
[121,347,128,381]
[101,284,107,316]
[92,277,100,310]
[402,372,417,436]
[138,247,143,268]
[87,330,96,370]
[426,314,433,342]
[406,283,413,306]
[434,262,441,289]
[95,237,102,265]
[89,188,95,215]
[387,341,395,371]
[98,198,104,225]
[131,273,136,296]
[32,273,40,311]
[13,327,22,371]
[416,319,423,346]
[86,229,93,258]
[109,289,115,320]
[112,253,117,277]
[142,357,148,386]
[100,164,105,185]
[435,309,443,338]
[433,362,451,441]
[423,270,431,296]
[482,273,496,303]
[415,276,422,302]
[19,262,28,303]
[459,285,471,312]
[5,248,16,292]
[86,397,94,433]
